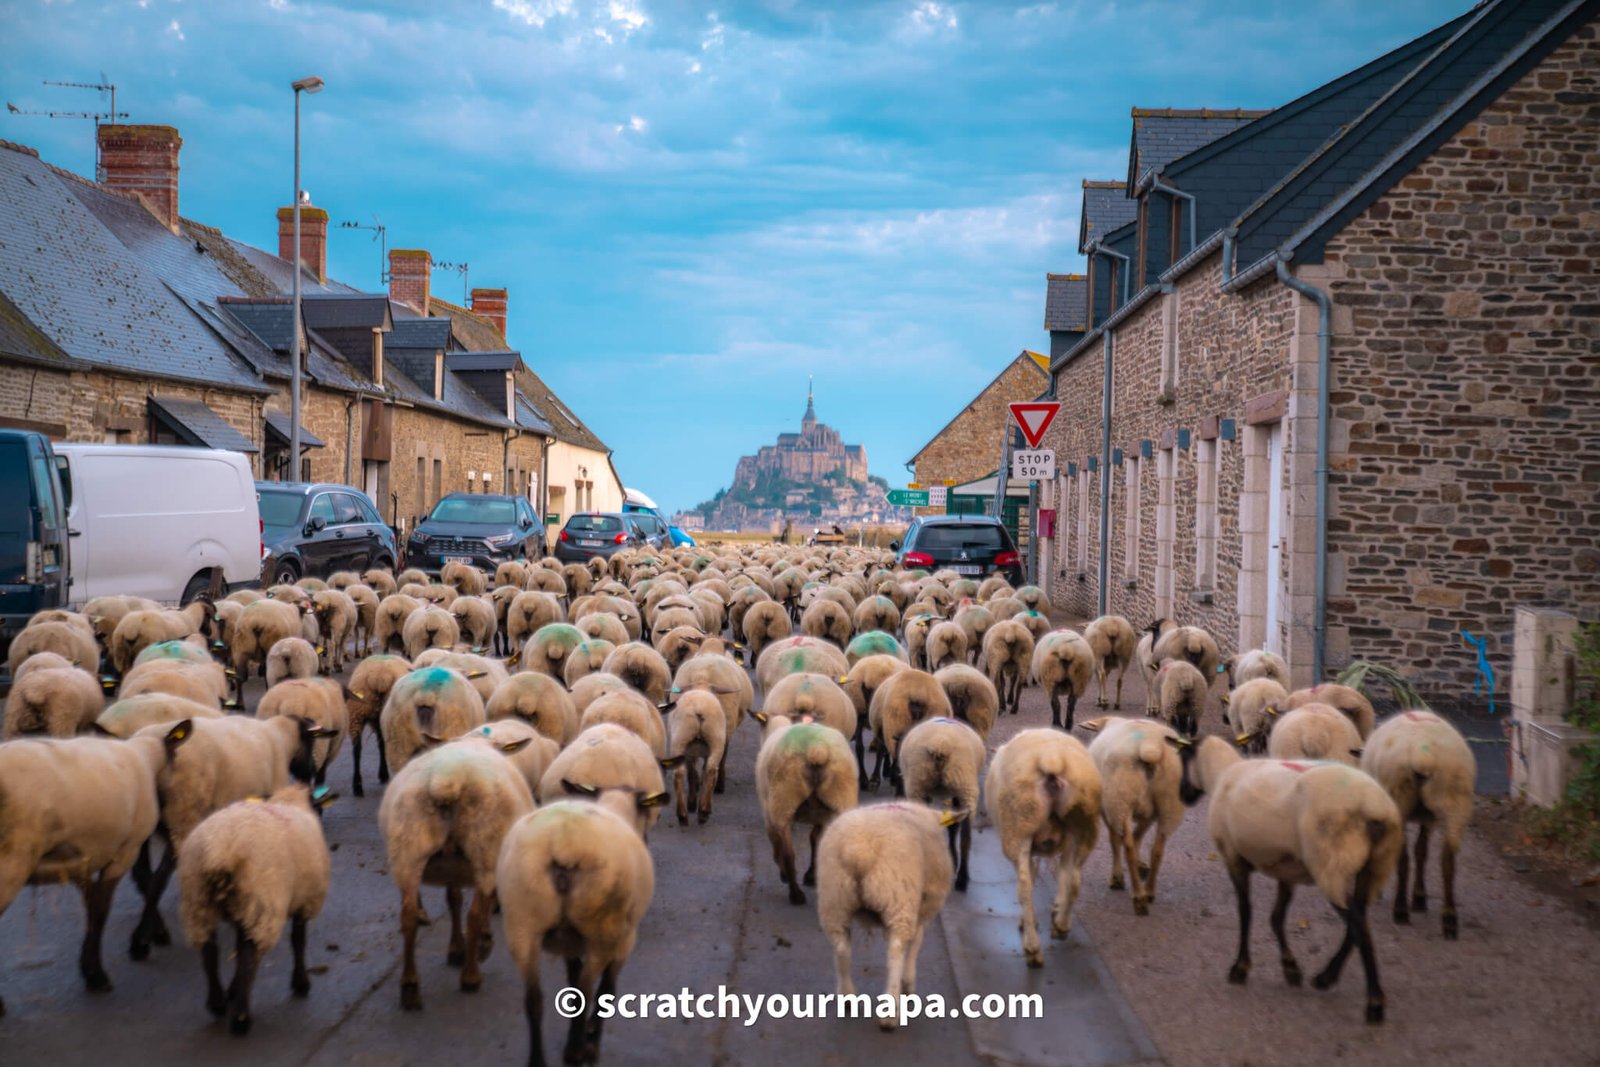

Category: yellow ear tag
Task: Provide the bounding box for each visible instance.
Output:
[938,811,961,827]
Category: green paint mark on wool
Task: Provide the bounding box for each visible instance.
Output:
[778,722,830,752]
[535,624,584,650]
[412,667,457,690]
[848,632,900,658]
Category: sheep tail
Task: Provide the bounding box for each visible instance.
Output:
[427,772,468,810]
[1136,732,1166,768]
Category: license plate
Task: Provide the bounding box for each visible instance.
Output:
[443,555,473,565]
[579,539,602,548]
[953,565,982,575]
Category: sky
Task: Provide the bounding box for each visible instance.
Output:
[3,0,1470,515]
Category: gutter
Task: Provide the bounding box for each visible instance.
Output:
[1136,168,1197,252]
[1087,241,1132,308]
[344,396,357,485]
[1097,329,1113,616]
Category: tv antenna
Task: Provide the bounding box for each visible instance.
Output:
[433,259,470,303]
[6,79,129,180]
[340,216,388,288]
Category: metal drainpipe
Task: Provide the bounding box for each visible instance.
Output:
[1091,242,1132,306]
[344,396,356,486]
[1097,328,1113,617]
[1274,257,1332,683]
[1149,175,1196,253]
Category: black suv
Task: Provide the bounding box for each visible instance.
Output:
[258,482,397,585]
[407,493,542,573]
[892,515,1024,584]
[553,512,652,563]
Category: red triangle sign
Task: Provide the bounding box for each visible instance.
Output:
[1009,402,1061,449]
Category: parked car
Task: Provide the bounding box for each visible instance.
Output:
[53,443,260,606]
[892,514,1024,585]
[405,492,542,573]
[620,508,672,550]
[0,430,71,660]
[553,512,653,563]
[258,482,398,585]
[623,487,695,547]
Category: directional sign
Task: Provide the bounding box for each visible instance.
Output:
[886,489,930,507]
[1011,449,1055,480]
[1009,402,1062,449]
[927,486,948,506]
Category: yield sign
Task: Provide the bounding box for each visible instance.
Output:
[1008,402,1061,449]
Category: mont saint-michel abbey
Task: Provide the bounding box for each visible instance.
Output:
[731,383,868,490]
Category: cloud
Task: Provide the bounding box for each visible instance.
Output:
[629,114,648,132]
[701,12,724,50]
[607,0,647,32]
[493,0,574,27]
[167,18,185,40]
[906,1,958,33]
[688,59,702,74]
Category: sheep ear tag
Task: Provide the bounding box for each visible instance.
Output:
[659,755,685,770]
[837,675,851,685]
[498,738,532,756]
[312,786,339,809]
[1163,735,1191,749]
[938,809,970,828]
[561,779,600,798]
[1080,718,1107,733]
[1234,733,1254,747]
[638,791,669,809]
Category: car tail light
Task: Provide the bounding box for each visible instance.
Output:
[260,517,266,562]
[994,550,1022,567]
[559,529,569,542]
[613,532,627,544]
[903,551,935,568]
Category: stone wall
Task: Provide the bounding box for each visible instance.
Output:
[0,363,71,435]
[913,354,1049,514]
[1317,20,1600,693]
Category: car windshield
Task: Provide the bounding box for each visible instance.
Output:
[914,524,1007,551]
[258,490,304,531]
[428,497,516,525]
[567,514,621,533]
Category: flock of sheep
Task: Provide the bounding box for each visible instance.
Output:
[0,546,1476,1065]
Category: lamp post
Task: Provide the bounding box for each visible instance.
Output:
[289,75,324,482]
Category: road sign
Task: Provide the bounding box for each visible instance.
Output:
[927,486,947,506]
[1009,402,1062,449]
[1011,449,1055,480]
[886,489,931,507]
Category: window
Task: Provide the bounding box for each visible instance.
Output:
[429,497,516,524]
[416,456,426,517]
[1136,198,1148,288]
[356,493,383,524]
[1123,456,1140,581]
[258,489,305,532]
[1075,469,1089,575]
[1155,446,1176,616]
[332,493,364,526]
[432,458,442,506]
[1195,438,1218,591]
[566,514,621,533]
[308,494,336,527]
[912,523,1007,552]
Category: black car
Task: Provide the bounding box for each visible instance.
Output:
[407,493,542,573]
[258,482,397,585]
[892,515,1024,584]
[553,512,652,563]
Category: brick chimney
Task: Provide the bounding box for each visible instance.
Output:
[389,250,431,315]
[470,287,508,339]
[97,124,182,233]
[277,202,329,283]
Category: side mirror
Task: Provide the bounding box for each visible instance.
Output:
[889,540,901,551]
[520,516,533,529]
[307,515,327,533]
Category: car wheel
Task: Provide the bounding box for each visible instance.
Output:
[180,572,213,605]
[273,559,302,586]
[373,555,394,572]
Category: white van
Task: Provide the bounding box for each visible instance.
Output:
[53,444,261,606]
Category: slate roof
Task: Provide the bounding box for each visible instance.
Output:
[0,287,82,367]
[514,365,610,452]
[444,351,521,372]
[1126,108,1271,191]
[148,395,259,452]
[1044,273,1088,332]
[515,392,554,435]
[222,238,362,297]
[299,293,393,332]
[0,142,268,392]
[264,408,326,449]
[428,296,508,352]
[215,300,371,393]
[908,350,1051,465]
[1078,181,1139,254]
[386,315,452,352]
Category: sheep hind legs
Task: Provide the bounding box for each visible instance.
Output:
[1225,860,1252,985]
[1270,881,1301,986]
[129,837,176,959]
[1312,864,1384,1024]
[562,956,617,1066]
[948,820,972,892]
[77,871,119,992]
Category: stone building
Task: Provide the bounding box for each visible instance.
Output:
[731,382,869,490]
[1035,0,1600,700]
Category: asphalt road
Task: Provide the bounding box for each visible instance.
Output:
[0,657,1159,1067]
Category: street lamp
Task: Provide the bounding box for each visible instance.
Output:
[289,75,324,483]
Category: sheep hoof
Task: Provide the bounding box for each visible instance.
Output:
[447,946,465,967]
[1366,1000,1385,1025]
[230,1013,252,1036]
[1392,907,1410,925]
[292,974,311,997]
[84,970,112,993]
[1024,949,1044,969]
[480,935,493,960]
[129,940,151,962]
[153,924,171,947]
[1311,969,1335,991]
[788,885,807,906]
[1133,897,1149,917]
[1410,895,1428,913]
[1443,912,1459,940]
[400,983,423,1012]
[1049,921,1069,940]
[460,973,482,993]
[697,811,710,825]
[1109,874,1125,891]
[207,992,226,1017]
[352,780,365,798]
[877,1015,898,1032]
[1228,963,1249,985]
[1282,961,1302,987]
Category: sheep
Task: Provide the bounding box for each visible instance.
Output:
[82,594,160,658]
[563,638,618,686]
[344,654,412,796]
[1082,716,1185,915]
[374,593,423,655]
[379,666,488,774]
[310,588,357,672]
[402,605,459,661]
[13,648,78,678]
[361,568,398,597]
[266,636,320,689]
[1226,648,1290,690]
[441,560,488,597]
[7,619,100,677]
[397,567,430,587]
[932,664,998,743]
[1286,683,1378,741]
[0,721,191,1013]
[758,672,858,739]
[230,598,308,702]
[95,693,224,737]
[816,803,963,1029]
[867,669,954,794]
[799,598,852,648]
[342,584,380,657]
[119,657,229,710]
[507,591,565,651]
[448,594,497,654]
[1012,584,1047,612]
[110,599,218,674]
[1267,703,1365,767]
[756,718,859,905]
[525,567,567,597]
[1156,659,1209,738]
[3,663,105,738]
[666,689,728,825]
[741,600,792,664]
[985,595,1025,622]
[1225,678,1292,754]
[602,641,673,707]
[985,728,1102,967]
[1083,614,1138,710]
[570,672,632,718]
[580,689,668,758]
[852,595,901,637]
[560,562,593,598]
[574,611,630,649]
[728,585,773,644]
[654,625,710,672]
[127,713,332,960]
[177,783,334,1034]
[1174,735,1403,1023]
[1031,629,1095,730]
[951,604,994,666]
[522,623,587,682]
[982,619,1035,716]
[327,570,362,591]
[582,595,640,641]
[844,630,905,667]
[903,613,940,671]
[1360,710,1475,939]
[537,723,671,839]
[420,582,459,608]
[486,671,580,748]
[1135,618,1178,713]
[379,737,536,1010]
[441,720,561,800]
[977,577,1013,602]
[899,718,985,891]
[1153,624,1222,684]
[258,677,350,783]
[493,560,529,590]
[496,800,655,1067]
[925,621,969,671]
[1013,609,1051,645]
[670,653,753,793]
